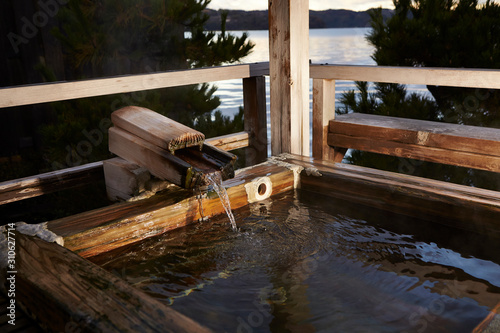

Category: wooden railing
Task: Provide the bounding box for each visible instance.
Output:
[0,62,269,205]
[0,62,269,108]
[2,62,500,206]
[310,64,500,175]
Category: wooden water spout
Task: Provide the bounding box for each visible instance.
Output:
[109,106,236,189]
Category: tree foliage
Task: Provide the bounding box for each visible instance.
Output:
[367,0,500,127]
[53,0,254,75]
[39,0,254,170]
[339,0,500,189]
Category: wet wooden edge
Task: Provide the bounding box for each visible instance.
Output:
[1,159,295,333]
[46,162,296,258]
[4,155,500,332]
[473,302,500,332]
[281,154,500,237]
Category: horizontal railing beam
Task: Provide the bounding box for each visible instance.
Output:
[206,131,249,151]
[328,113,500,173]
[0,62,269,109]
[310,64,500,89]
[0,161,104,206]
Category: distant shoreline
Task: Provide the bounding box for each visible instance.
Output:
[204,8,393,30]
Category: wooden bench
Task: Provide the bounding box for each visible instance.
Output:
[328,113,500,173]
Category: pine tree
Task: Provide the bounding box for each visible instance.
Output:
[367,0,500,127]
[40,0,254,169]
[339,0,500,190]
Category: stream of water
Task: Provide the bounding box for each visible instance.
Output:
[205,172,238,231]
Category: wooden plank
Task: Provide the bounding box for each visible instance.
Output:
[330,113,500,155]
[0,62,270,109]
[329,133,500,172]
[328,113,500,172]
[280,154,500,237]
[112,106,205,153]
[206,131,249,151]
[312,79,335,160]
[103,157,174,202]
[109,126,195,188]
[269,0,310,156]
[46,162,295,258]
[0,162,104,206]
[0,293,43,333]
[310,64,500,89]
[0,233,211,333]
[243,76,268,165]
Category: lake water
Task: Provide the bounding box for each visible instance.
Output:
[213,28,429,119]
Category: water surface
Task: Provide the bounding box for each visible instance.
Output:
[95,190,500,332]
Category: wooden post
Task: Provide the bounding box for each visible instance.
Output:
[312,79,336,160]
[268,0,310,156]
[243,76,268,165]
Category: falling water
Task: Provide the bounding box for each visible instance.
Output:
[205,173,238,231]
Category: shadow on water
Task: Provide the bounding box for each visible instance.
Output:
[91,190,500,333]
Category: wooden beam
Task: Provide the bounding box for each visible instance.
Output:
[268,0,310,156]
[111,106,205,153]
[0,293,42,332]
[310,64,500,89]
[109,126,196,188]
[243,76,268,165]
[103,157,173,202]
[206,131,249,151]
[473,302,500,333]
[0,233,211,333]
[0,62,270,109]
[312,79,335,160]
[46,162,296,258]
[328,113,500,172]
[0,162,103,206]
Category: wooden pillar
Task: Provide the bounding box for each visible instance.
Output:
[312,79,335,160]
[243,76,268,165]
[268,0,310,156]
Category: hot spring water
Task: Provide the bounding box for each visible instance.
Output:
[94,190,500,332]
[204,172,238,232]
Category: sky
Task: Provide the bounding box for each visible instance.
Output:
[207,0,396,11]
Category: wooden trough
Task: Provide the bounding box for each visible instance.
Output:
[109,106,237,189]
[1,153,500,332]
[1,0,500,330]
[2,103,500,331]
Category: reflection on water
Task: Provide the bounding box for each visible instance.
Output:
[95,190,500,333]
